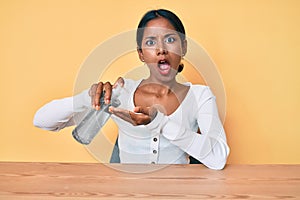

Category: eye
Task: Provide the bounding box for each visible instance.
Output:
[165,36,176,43]
[145,39,156,46]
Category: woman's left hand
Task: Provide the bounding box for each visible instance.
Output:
[109,106,158,126]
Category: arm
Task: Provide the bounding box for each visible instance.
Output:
[146,87,230,170]
[33,89,90,131]
[33,78,125,132]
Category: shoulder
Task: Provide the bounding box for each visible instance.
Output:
[184,83,216,105]
[123,78,143,90]
[186,83,214,98]
[118,78,142,104]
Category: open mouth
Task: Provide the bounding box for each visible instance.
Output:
[157,60,171,75]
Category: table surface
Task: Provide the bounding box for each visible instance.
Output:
[0,162,299,200]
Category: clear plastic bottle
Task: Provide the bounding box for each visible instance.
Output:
[72,86,122,145]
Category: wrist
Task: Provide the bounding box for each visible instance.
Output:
[145,111,168,133]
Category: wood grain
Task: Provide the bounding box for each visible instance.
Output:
[0,162,299,199]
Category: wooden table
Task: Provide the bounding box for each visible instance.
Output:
[0,162,299,199]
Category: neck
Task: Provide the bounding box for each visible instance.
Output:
[141,77,179,94]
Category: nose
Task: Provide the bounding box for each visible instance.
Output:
[156,40,168,55]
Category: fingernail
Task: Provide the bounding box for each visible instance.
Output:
[105,99,110,104]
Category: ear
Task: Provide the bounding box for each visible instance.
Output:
[182,39,187,56]
[137,47,144,62]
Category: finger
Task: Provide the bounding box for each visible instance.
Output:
[103,82,112,104]
[130,111,151,125]
[110,106,153,126]
[110,107,136,124]
[110,107,146,126]
[112,77,125,88]
[94,82,103,110]
[133,106,150,115]
[134,106,158,120]
[89,84,97,97]
[89,84,98,108]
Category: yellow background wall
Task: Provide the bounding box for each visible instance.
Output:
[0,0,299,164]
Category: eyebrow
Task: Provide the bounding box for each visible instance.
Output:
[144,33,178,40]
[164,33,177,38]
[144,36,156,40]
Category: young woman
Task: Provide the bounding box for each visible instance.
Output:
[34,9,230,170]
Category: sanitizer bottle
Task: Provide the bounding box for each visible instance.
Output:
[72,86,122,144]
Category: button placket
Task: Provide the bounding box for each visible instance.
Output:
[150,135,159,164]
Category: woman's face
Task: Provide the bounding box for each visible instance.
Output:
[138,17,187,83]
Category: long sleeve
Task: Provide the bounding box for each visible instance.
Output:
[146,87,230,170]
[33,89,91,131]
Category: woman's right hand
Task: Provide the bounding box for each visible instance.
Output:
[89,77,124,110]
